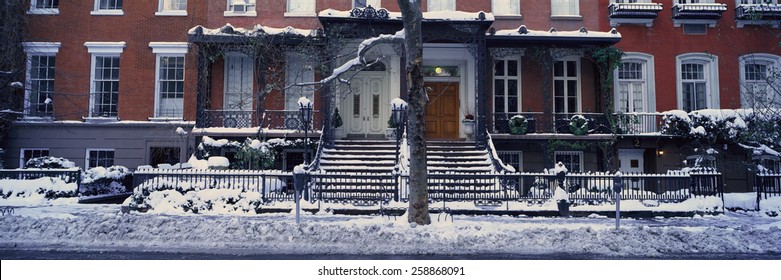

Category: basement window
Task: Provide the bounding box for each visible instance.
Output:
[683,24,707,35]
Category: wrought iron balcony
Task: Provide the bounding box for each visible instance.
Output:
[200,109,322,131]
[672,3,727,27]
[608,3,663,27]
[492,112,666,135]
[735,4,781,28]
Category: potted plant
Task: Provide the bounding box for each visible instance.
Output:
[462,113,475,137]
[332,108,344,139]
[508,115,529,135]
[569,115,589,136]
[386,117,397,140]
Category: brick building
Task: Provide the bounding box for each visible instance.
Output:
[4,1,780,192]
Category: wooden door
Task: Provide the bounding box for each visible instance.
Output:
[425,82,460,139]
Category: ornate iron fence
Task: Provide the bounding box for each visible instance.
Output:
[203,109,323,130]
[132,169,295,203]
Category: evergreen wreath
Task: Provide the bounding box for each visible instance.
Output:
[569,115,589,136]
[509,115,529,135]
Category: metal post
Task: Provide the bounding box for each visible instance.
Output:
[613,173,623,229]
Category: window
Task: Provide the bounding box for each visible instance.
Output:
[353,0,381,8]
[225,0,256,16]
[428,0,456,11]
[551,0,579,17]
[224,54,254,112]
[150,42,188,119]
[19,149,49,168]
[493,0,520,16]
[149,147,181,167]
[754,155,781,173]
[29,0,59,14]
[22,42,61,119]
[85,42,126,119]
[739,54,781,109]
[612,0,652,3]
[677,0,715,3]
[615,53,656,113]
[86,149,115,168]
[286,0,316,16]
[676,53,719,112]
[285,52,314,110]
[553,59,580,113]
[682,24,707,35]
[498,151,523,172]
[494,58,521,122]
[157,0,187,16]
[554,151,583,173]
[92,0,124,15]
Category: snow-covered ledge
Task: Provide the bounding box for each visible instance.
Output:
[83,117,120,123]
[224,11,257,17]
[155,10,187,17]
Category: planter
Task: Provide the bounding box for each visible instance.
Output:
[333,127,344,139]
[385,128,396,140]
[557,200,570,217]
[462,120,475,136]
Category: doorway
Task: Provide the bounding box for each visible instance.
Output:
[425,82,460,140]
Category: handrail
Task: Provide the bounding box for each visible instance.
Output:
[307,124,327,171]
[485,130,515,174]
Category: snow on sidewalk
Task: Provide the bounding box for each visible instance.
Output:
[1,204,780,258]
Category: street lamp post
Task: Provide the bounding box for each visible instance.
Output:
[391,99,408,171]
[298,97,313,166]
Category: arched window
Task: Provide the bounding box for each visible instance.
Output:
[615,52,655,113]
[676,53,719,112]
[739,53,781,109]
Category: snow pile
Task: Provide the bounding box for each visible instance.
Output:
[79,165,132,197]
[297,96,312,108]
[207,157,230,169]
[759,196,781,216]
[189,24,317,37]
[390,98,408,109]
[724,193,758,211]
[0,177,78,206]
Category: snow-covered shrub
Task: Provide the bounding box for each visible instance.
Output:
[232,138,275,170]
[125,187,266,214]
[569,115,588,136]
[79,165,132,196]
[508,115,529,135]
[0,177,78,203]
[208,156,230,169]
[661,110,691,137]
[25,156,76,169]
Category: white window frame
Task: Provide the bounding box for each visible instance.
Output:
[353,0,382,9]
[554,151,584,173]
[157,0,188,16]
[428,0,457,12]
[150,42,188,120]
[676,53,719,112]
[85,149,116,168]
[553,57,581,113]
[223,53,255,112]
[739,53,781,109]
[551,0,580,18]
[493,57,522,117]
[754,155,781,173]
[22,42,61,119]
[19,148,50,168]
[225,0,257,17]
[612,0,653,3]
[493,0,521,17]
[285,0,316,17]
[92,0,124,16]
[677,0,716,3]
[498,151,523,172]
[28,0,60,15]
[614,52,656,113]
[85,42,126,120]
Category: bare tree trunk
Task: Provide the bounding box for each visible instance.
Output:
[398,0,430,225]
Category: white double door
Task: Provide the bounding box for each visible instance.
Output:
[344,73,389,136]
[618,149,645,191]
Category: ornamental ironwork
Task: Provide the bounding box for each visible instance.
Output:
[350,5,389,20]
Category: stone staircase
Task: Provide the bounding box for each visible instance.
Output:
[313,140,499,204]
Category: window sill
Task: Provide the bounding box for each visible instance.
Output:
[21,116,54,122]
[284,12,316,17]
[149,117,184,122]
[224,11,257,17]
[83,117,119,123]
[550,15,583,21]
[155,10,187,17]
[494,14,523,20]
[27,9,59,15]
[90,10,125,16]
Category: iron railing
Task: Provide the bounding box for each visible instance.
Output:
[608,2,663,19]
[132,169,296,203]
[492,112,666,135]
[736,4,781,20]
[672,3,727,20]
[756,171,781,199]
[0,168,81,184]
[202,109,323,130]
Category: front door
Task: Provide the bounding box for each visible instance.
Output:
[425,82,460,140]
[346,74,387,137]
[618,149,645,190]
